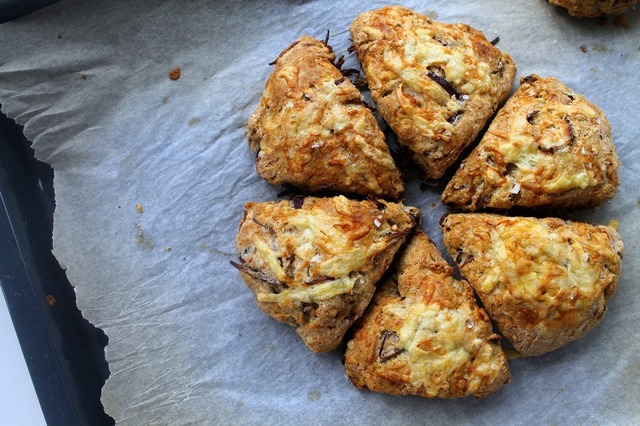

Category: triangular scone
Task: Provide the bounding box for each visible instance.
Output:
[350,6,516,179]
[247,36,404,199]
[233,196,419,353]
[442,75,620,211]
[440,213,624,357]
[344,230,510,398]
[549,0,637,17]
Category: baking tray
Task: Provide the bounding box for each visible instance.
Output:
[0,0,58,23]
[0,108,113,425]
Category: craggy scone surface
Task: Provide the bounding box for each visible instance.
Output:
[442,75,620,211]
[344,231,510,398]
[350,6,516,179]
[549,0,638,17]
[234,195,419,352]
[441,213,624,356]
[247,36,404,199]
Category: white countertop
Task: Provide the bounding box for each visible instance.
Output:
[0,290,46,425]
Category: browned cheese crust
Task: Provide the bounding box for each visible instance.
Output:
[549,0,638,17]
[440,213,624,357]
[442,75,620,211]
[234,196,420,352]
[350,6,516,179]
[344,230,510,398]
[247,36,404,199]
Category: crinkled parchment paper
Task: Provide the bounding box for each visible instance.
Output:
[1,0,639,424]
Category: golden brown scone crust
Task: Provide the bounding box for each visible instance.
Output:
[440,213,624,357]
[344,230,510,398]
[549,0,637,17]
[234,196,419,352]
[350,6,516,179]
[247,36,404,199]
[442,75,620,211]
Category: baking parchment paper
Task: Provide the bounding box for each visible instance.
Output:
[1,0,639,424]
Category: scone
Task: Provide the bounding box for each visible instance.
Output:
[247,36,404,199]
[350,6,516,179]
[344,230,510,398]
[441,75,620,211]
[440,213,624,357]
[549,0,637,17]
[233,196,420,352]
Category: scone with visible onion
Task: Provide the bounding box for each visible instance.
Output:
[440,213,624,357]
[549,0,637,17]
[350,6,516,179]
[441,75,620,211]
[247,36,404,199]
[344,230,510,398]
[233,196,419,352]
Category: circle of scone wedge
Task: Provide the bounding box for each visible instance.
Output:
[344,231,511,398]
[441,75,620,211]
[234,5,625,400]
[440,213,624,357]
[233,196,420,353]
[349,5,516,179]
[248,35,404,200]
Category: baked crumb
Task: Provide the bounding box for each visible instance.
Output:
[169,67,181,80]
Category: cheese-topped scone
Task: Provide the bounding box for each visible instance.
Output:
[350,6,516,179]
[549,0,638,17]
[233,196,419,352]
[442,75,620,211]
[344,230,510,398]
[440,213,624,357]
[248,36,404,199]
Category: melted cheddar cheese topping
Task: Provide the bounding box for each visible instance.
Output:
[248,36,403,198]
[385,300,502,396]
[237,196,416,304]
[487,102,603,193]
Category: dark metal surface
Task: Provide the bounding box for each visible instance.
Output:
[0,0,59,23]
[0,109,113,425]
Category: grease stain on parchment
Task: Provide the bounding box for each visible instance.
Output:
[135,222,155,251]
[307,390,321,401]
[421,9,438,19]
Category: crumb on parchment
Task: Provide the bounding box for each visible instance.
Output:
[169,67,181,80]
